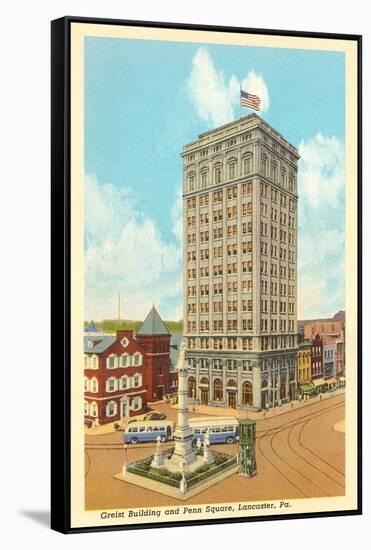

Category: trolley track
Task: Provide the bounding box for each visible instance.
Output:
[85,397,345,495]
[257,400,344,498]
[288,421,345,487]
[298,420,345,476]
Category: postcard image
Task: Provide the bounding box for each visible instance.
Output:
[51,18,361,533]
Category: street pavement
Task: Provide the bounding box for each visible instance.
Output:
[85,392,345,510]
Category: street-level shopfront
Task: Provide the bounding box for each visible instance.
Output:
[312,377,327,393]
[337,376,346,388]
[299,382,316,399]
[325,377,339,391]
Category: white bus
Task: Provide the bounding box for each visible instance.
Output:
[124,420,175,444]
[188,416,239,444]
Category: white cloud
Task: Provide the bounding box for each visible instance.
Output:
[84,175,183,322]
[188,48,269,127]
[297,134,345,319]
[171,184,183,242]
[298,133,344,209]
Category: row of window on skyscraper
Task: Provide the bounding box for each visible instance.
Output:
[187,299,295,314]
[186,154,296,193]
[186,335,296,350]
[188,317,296,333]
[186,184,296,210]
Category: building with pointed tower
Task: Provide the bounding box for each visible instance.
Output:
[84,306,179,426]
[136,306,178,402]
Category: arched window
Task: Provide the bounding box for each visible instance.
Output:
[133,397,142,410]
[120,376,129,390]
[243,153,253,175]
[272,162,278,182]
[242,381,253,405]
[227,379,237,388]
[90,402,98,417]
[188,172,195,192]
[280,169,287,188]
[106,401,117,418]
[213,379,223,401]
[214,165,222,184]
[188,376,196,398]
[201,169,208,188]
[133,374,141,388]
[84,401,89,416]
[106,377,117,393]
[261,154,268,177]
[107,355,117,369]
[90,377,98,393]
[228,161,236,180]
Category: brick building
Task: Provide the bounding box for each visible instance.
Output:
[311,333,323,379]
[323,342,338,390]
[304,319,344,345]
[84,306,178,426]
[136,306,178,402]
[84,330,147,427]
[311,333,327,393]
[297,340,315,398]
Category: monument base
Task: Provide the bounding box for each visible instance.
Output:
[164,453,206,473]
[115,463,239,501]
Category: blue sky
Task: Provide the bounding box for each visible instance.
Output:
[84,36,345,322]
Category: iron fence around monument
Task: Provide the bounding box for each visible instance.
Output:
[186,455,237,488]
[127,464,181,488]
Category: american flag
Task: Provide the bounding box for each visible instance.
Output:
[240,89,261,111]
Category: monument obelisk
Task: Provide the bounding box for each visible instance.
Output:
[167,342,197,470]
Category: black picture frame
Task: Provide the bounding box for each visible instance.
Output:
[51,15,362,534]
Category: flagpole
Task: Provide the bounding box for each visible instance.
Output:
[239,83,241,119]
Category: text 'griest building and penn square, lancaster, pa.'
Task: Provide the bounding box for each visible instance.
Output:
[83,113,346,428]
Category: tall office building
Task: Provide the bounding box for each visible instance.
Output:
[182,114,299,410]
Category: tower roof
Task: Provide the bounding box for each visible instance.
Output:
[137,306,169,336]
[84,321,100,333]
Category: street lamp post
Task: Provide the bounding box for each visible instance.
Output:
[122,444,128,475]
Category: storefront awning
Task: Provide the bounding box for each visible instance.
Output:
[338,376,346,382]
[299,383,316,392]
[312,378,326,387]
[325,377,339,385]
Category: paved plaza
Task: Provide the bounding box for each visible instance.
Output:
[85,392,345,510]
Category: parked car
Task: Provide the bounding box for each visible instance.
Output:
[143,411,167,421]
[114,418,138,431]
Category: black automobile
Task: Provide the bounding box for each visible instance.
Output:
[143,412,167,421]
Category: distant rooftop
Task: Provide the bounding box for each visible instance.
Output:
[136,306,170,336]
[84,321,101,333]
[183,113,299,157]
[298,310,345,327]
[84,335,115,354]
[298,340,312,348]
